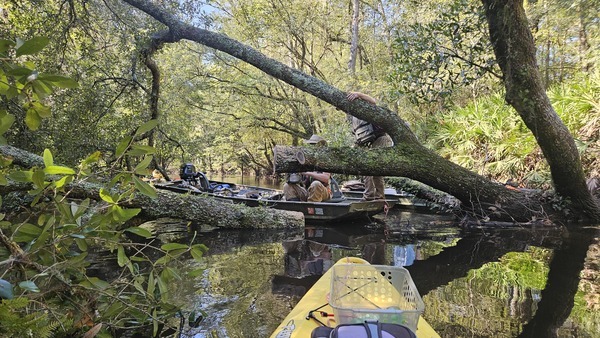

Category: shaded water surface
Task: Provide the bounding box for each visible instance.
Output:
[169,209,599,338]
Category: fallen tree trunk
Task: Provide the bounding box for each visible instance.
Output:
[273,145,549,223]
[0,145,304,229]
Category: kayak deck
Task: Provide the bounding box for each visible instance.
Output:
[271,257,440,338]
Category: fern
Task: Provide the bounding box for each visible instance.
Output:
[0,297,59,338]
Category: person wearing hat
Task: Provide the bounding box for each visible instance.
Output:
[282,135,332,202]
[347,91,393,201]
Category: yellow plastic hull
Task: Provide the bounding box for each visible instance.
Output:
[270,257,440,338]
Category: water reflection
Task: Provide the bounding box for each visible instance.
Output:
[173,209,599,338]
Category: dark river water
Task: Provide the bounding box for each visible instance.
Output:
[163,176,600,338]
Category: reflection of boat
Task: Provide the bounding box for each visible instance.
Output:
[153,165,395,223]
[270,257,440,338]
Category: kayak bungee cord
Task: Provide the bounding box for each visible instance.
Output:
[306,302,333,326]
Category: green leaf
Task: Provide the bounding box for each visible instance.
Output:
[75,238,88,251]
[6,66,33,76]
[147,272,155,298]
[18,280,40,293]
[117,245,128,267]
[124,226,153,238]
[115,136,132,157]
[113,206,141,222]
[0,278,14,299]
[72,199,91,220]
[134,156,153,175]
[157,275,168,300]
[104,302,125,318]
[53,175,71,189]
[127,145,156,156]
[44,165,76,175]
[67,251,88,264]
[15,223,42,236]
[132,175,157,199]
[160,266,179,282]
[32,168,46,189]
[42,149,53,167]
[25,108,41,130]
[8,170,33,182]
[135,119,159,136]
[188,267,205,278]
[191,247,206,261]
[79,277,110,290]
[82,151,101,166]
[153,309,159,336]
[16,36,49,56]
[0,39,15,54]
[32,80,53,97]
[99,188,115,204]
[30,101,51,118]
[38,74,79,88]
[165,248,187,258]
[161,243,188,251]
[0,113,15,135]
[29,223,51,252]
[154,255,172,265]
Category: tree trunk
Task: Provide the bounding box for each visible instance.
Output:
[273,145,546,222]
[0,145,304,229]
[348,0,360,74]
[481,0,600,220]
[122,0,600,222]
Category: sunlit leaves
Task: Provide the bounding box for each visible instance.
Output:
[389,0,496,106]
[99,188,116,204]
[1,37,78,134]
[44,165,76,175]
[42,149,53,167]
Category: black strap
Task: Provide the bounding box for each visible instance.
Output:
[306,303,331,326]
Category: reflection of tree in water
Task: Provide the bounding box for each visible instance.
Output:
[519,227,599,338]
[403,226,599,337]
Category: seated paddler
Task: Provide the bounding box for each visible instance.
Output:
[282,135,332,202]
